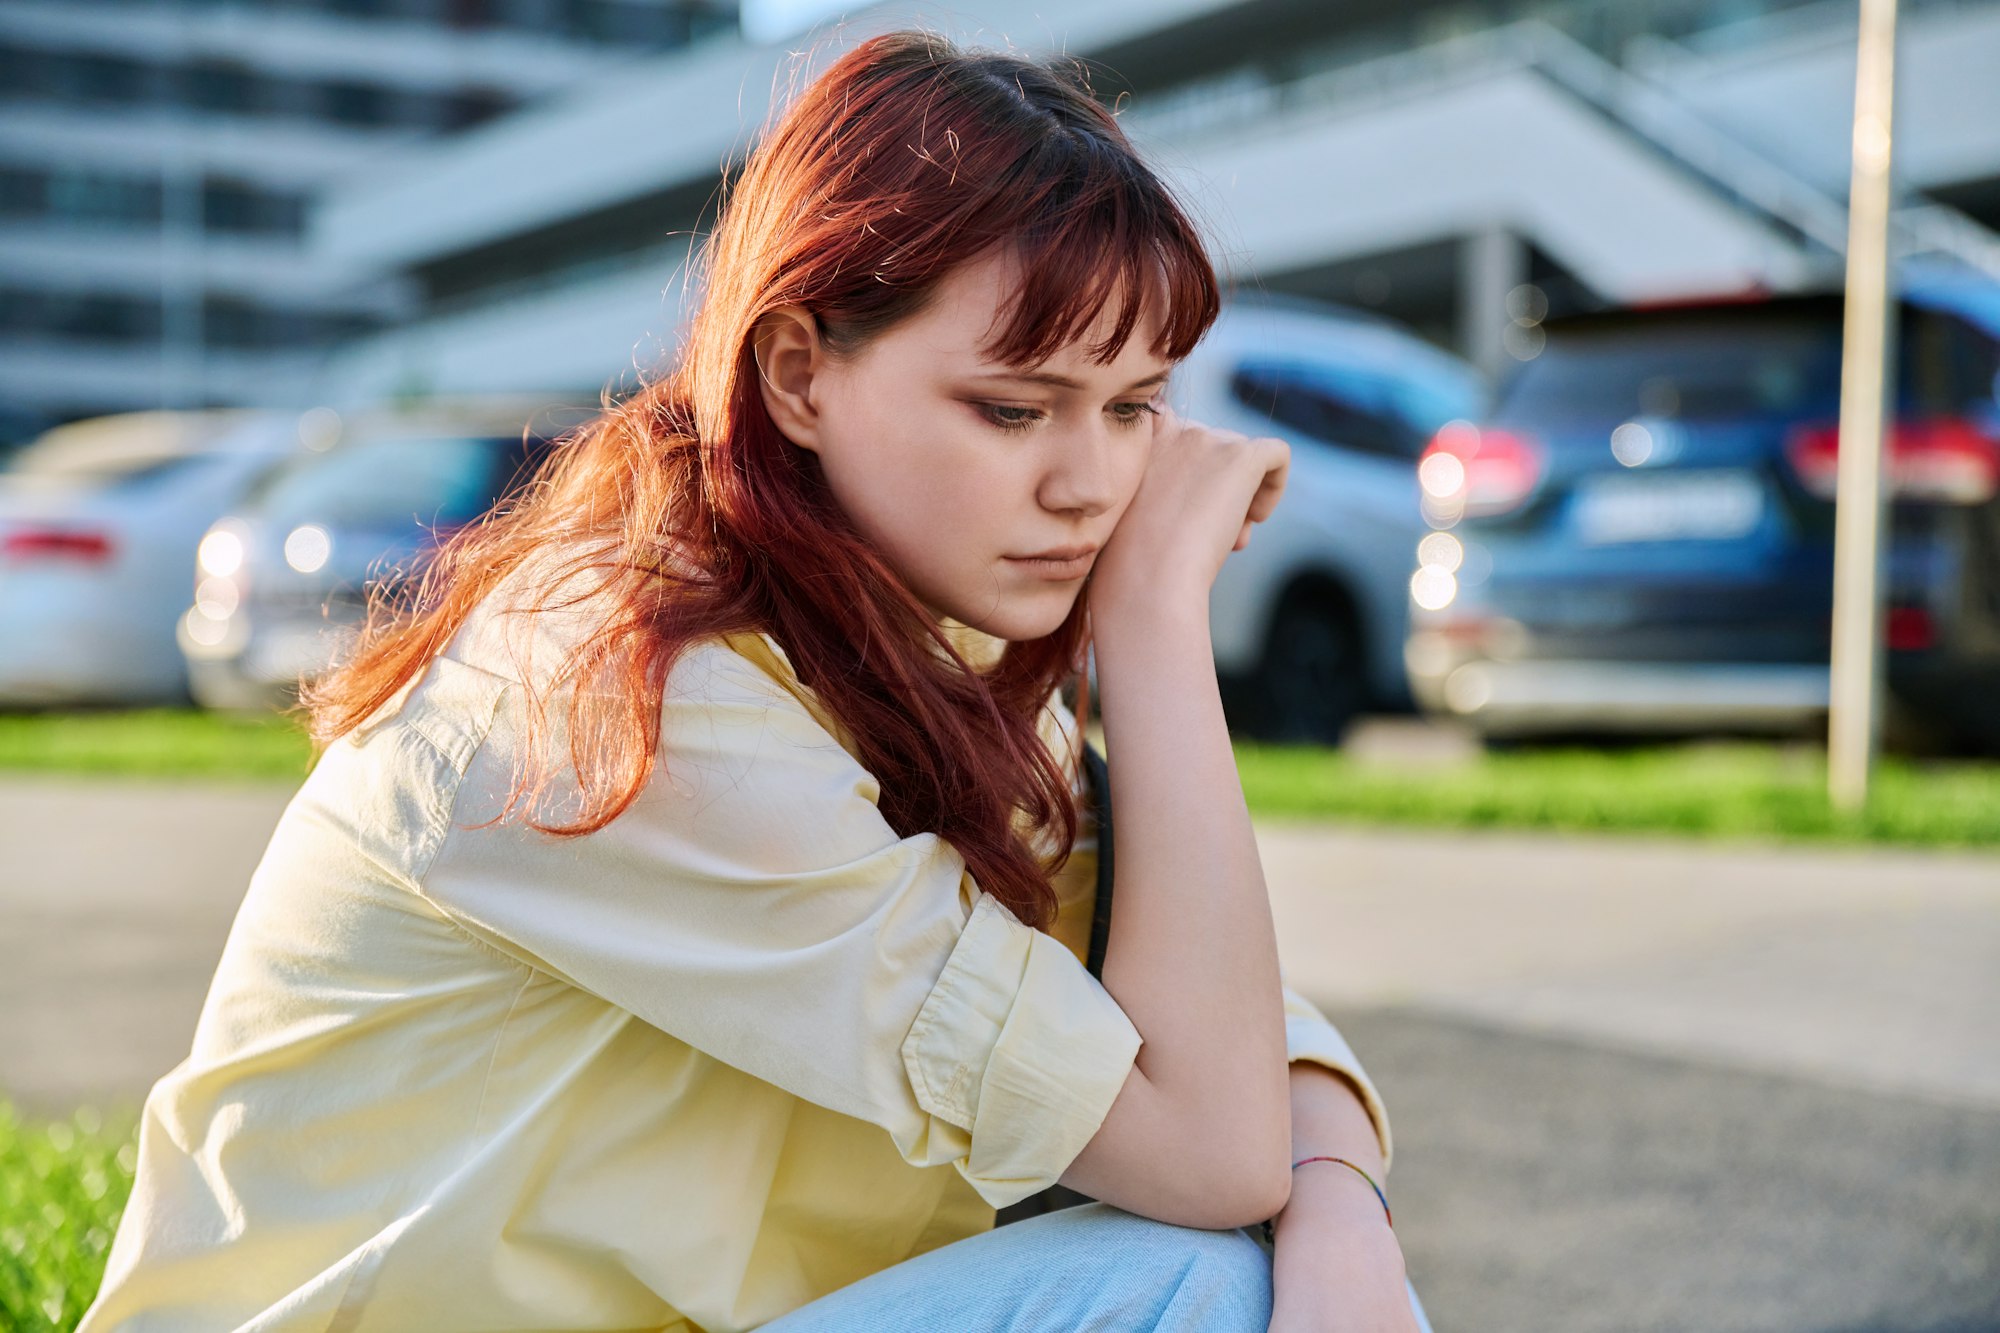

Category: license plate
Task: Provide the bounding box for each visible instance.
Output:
[1573,469,1765,545]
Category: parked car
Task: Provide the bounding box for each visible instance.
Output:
[1180,296,1488,742]
[1405,266,2000,751]
[181,404,566,711]
[0,408,309,707]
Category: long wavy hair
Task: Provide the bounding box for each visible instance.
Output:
[301,29,1221,932]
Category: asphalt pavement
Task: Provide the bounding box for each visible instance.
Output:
[3,773,1997,1331]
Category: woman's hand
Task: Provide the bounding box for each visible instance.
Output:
[1267,1175,1420,1333]
[1088,408,1289,624]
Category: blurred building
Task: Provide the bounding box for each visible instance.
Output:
[0,0,737,447]
[298,0,2000,407]
[217,0,2000,407]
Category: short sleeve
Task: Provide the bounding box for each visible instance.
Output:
[1281,974,1394,1170]
[419,635,1143,1210]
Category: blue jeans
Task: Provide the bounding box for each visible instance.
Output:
[759,1201,1436,1331]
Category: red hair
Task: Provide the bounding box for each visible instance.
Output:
[301,29,1221,932]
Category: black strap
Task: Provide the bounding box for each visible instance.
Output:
[1082,739,1114,981]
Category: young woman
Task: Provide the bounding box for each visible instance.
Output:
[80,29,1426,1333]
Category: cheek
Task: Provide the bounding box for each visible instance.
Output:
[818,403,1005,567]
[1102,438,1152,520]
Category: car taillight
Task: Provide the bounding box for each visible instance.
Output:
[1784,416,2000,504]
[1418,422,1543,521]
[2,528,115,562]
[1886,605,1935,652]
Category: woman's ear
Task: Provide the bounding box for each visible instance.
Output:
[752,306,824,454]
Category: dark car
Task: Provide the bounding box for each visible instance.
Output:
[1404,267,2000,751]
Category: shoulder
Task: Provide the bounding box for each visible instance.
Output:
[435,541,831,721]
[439,538,625,687]
[674,629,851,745]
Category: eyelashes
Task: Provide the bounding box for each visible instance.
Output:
[974,400,1162,434]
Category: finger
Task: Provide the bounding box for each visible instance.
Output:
[1246,442,1291,523]
[1246,474,1285,524]
[1246,484,1282,525]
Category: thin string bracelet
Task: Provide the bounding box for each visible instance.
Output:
[1258,1156,1393,1244]
[1295,1156,1392,1226]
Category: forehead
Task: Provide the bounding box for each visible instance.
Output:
[913,248,1172,377]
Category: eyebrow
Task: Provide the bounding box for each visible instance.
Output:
[967,368,1172,393]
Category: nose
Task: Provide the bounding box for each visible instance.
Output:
[1037,419,1124,519]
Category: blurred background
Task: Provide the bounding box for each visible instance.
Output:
[2,1,1997,1329]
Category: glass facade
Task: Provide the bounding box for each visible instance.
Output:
[0,0,739,441]
[0,45,522,131]
[39,0,736,50]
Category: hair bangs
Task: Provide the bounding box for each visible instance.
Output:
[977,140,1219,371]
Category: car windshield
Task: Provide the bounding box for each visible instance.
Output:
[1232,357,1485,460]
[1495,302,2000,428]
[1497,315,1845,426]
[245,434,507,532]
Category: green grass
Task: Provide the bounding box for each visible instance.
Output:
[0,708,314,781]
[0,1102,138,1332]
[1234,739,2000,848]
[0,708,1997,848]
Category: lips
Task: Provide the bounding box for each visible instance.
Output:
[1009,544,1099,561]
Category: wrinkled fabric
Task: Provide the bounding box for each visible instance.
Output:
[80,554,1391,1333]
[757,1200,1433,1333]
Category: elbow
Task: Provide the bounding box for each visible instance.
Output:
[1065,1064,1294,1230]
[1237,1156,1294,1230]
[1174,1096,1293,1229]
[1177,1143,1292,1232]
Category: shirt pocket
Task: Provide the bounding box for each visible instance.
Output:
[308,654,515,885]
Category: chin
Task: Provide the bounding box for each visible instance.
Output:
[953,592,1077,644]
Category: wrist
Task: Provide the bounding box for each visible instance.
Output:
[1087,575,1211,641]
[1088,593,1210,667]
[1269,1156,1392,1238]
[1282,1168,1387,1222]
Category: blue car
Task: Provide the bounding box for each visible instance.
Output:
[1405,268,2000,752]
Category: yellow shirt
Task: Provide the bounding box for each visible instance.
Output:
[81,555,1393,1333]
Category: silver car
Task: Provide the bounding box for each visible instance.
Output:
[1177,296,1487,742]
[180,403,569,712]
[0,409,308,706]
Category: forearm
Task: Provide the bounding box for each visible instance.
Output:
[1273,1061,1389,1238]
[1090,599,1292,1186]
[1267,1062,1410,1329]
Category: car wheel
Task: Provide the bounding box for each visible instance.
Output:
[1252,597,1367,745]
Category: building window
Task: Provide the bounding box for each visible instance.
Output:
[0,165,48,217]
[572,0,696,46]
[445,0,494,30]
[201,178,308,236]
[496,0,563,34]
[0,288,165,343]
[185,59,261,115]
[46,52,149,106]
[323,79,393,126]
[44,167,166,227]
[447,87,514,130]
[201,296,380,350]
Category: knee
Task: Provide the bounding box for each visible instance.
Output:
[1171,1222,1272,1295]
[1070,1205,1273,1327]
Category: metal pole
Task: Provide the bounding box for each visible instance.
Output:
[1828,0,1900,812]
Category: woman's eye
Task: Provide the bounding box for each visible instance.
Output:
[1111,400,1163,427]
[975,403,1045,432]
